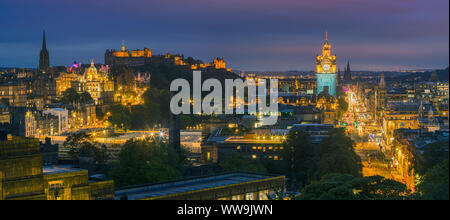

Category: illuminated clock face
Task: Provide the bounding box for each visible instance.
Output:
[323,64,330,71]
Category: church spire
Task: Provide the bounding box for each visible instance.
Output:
[42,29,47,50]
[379,73,386,88]
[346,61,350,73]
[39,29,50,73]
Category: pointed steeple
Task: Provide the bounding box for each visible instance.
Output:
[323,31,329,45]
[379,73,386,88]
[39,29,50,73]
[343,61,351,82]
[42,29,47,50]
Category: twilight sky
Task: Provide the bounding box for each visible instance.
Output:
[0,0,448,71]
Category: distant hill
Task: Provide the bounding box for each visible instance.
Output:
[112,62,241,91]
[399,67,449,82]
[435,67,449,81]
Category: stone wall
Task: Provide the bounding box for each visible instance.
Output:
[0,138,46,200]
[89,180,115,200]
[1,137,115,200]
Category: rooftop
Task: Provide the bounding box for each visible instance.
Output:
[114,172,284,200]
[43,165,85,175]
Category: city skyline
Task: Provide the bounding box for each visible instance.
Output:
[0,0,448,71]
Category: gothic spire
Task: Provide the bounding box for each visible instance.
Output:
[379,73,386,88]
[42,29,47,50]
[39,29,50,73]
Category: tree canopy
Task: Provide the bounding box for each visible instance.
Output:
[416,159,449,200]
[297,174,412,200]
[414,140,449,200]
[63,132,109,170]
[314,128,362,179]
[60,88,94,104]
[108,139,186,187]
[276,128,362,189]
[219,152,267,173]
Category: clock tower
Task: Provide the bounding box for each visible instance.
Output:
[315,32,337,96]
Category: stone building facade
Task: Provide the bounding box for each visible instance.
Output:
[0,136,114,200]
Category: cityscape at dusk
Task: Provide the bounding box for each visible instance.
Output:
[0,0,448,208]
[1,0,448,71]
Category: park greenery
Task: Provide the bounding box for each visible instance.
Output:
[296,174,412,200]
[104,62,239,131]
[64,132,109,171]
[219,152,267,173]
[415,140,449,200]
[108,139,187,187]
[59,88,94,105]
[101,88,170,131]
[271,128,362,189]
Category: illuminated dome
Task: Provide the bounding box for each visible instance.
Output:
[85,60,98,81]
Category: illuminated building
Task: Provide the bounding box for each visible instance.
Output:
[191,57,230,71]
[315,33,337,96]
[81,61,114,105]
[55,71,81,96]
[105,41,153,66]
[382,103,421,147]
[32,75,57,103]
[278,78,316,95]
[0,84,27,107]
[9,108,38,138]
[375,73,387,123]
[213,57,226,69]
[43,108,69,134]
[0,136,114,200]
[201,132,286,164]
[105,42,231,71]
[0,104,10,124]
[316,93,338,124]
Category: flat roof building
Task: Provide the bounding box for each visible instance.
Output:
[115,172,285,200]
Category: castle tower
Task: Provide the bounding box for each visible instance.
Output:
[39,30,50,73]
[121,40,126,52]
[315,32,337,96]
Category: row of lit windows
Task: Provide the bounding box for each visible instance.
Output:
[251,154,282,160]
[236,145,284,152]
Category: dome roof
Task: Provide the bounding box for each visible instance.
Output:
[85,60,98,80]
